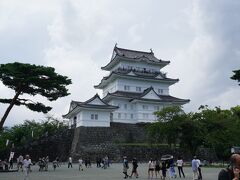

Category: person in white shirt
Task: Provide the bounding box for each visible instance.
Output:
[78,158,83,171]
[177,156,185,178]
[23,155,32,180]
[148,159,155,179]
[18,155,24,171]
[68,156,73,168]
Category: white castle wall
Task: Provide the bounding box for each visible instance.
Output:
[69,110,111,127]
[108,99,167,124]
[109,99,137,124]
[112,60,164,72]
[103,78,170,97]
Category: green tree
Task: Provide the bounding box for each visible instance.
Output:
[0,117,67,153]
[148,105,240,159]
[231,69,240,85]
[0,62,72,129]
[154,106,184,122]
[177,113,203,155]
[193,106,240,160]
[148,106,186,147]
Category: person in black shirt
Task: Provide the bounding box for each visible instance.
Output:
[129,158,139,178]
[161,161,167,180]
[123,156,129,179]
[218,154,240,180]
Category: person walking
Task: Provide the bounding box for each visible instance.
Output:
[17,155,24,171]
[169,156,177,178]
[45,156,49,171]
[155,159,161,179]
[196,157,202,180]
[68,156,73,168]
[123,156,129,179]
[9,158,13,169]
[105,155,109,167]
[177,156,185,178]
[3,159,8,171]
[23,155,32,180]
[96,157,101,168]
[161,161,167,180]
[53,159,57,171]
[0,159,3,171]
[192,156,199,180]
[129,158,139,178]
[102,157,107,169]
[148,159,155,179]
[56,157,60,167]
[78,158,83,171]
[41,157,46,171]
[38,158,44,171]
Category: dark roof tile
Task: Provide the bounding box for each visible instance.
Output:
[104,88,190,103]
[114,47,162,62]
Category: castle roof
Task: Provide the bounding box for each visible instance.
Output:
[103,87,190,104]
[94,69,178,89]
[101,46,170,71]
[63,94,118,118]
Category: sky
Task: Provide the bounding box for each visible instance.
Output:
[0,0,240,126]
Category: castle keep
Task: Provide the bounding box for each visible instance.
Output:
[63,45,189,127]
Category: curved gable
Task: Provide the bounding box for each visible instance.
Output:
[141,89,161,100]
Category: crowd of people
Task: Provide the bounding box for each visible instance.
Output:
[66,155,111,170]
[122,156,186,179]
[38,156,50,171]
[2,153,240,180]
[96,156,110,169]
[0,154,33,180]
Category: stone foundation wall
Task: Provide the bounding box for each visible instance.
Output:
[70,122,217,162]
[4,123,216,162]
[12,128,74,162]
[70,122,148,161]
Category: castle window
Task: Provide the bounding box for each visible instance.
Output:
[136,87,141,92]
[124,85,130,91]
[124,104,127,109]
[118,113,121,119]
[158,89,163,94]
[124,113,127,119]
[91,114,98,120]
[154,106,160,111]
[128,66,133,70]
[118,104,121,109]
[131,114,134,119]
[142,105,148,110]
[130,105,134,110]
[143,113,148,119]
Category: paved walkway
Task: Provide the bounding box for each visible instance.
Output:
[0,163,221,180]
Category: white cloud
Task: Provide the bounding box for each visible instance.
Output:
[1,0,240,126]
[168,0,240,112]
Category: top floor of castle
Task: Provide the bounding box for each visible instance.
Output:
[101,45,170,74]
[95,46,178,96]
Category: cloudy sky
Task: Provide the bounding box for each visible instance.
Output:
[1,0,240,126]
